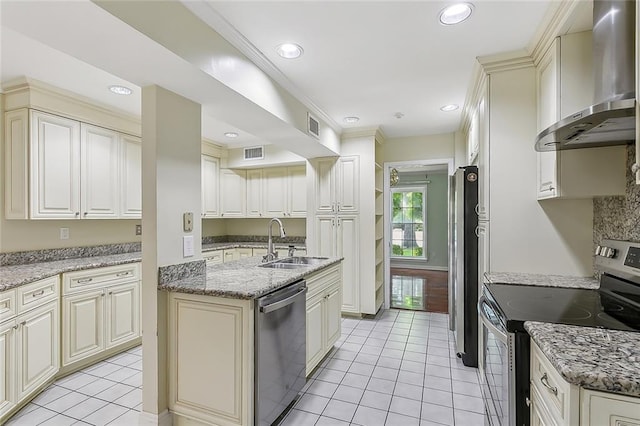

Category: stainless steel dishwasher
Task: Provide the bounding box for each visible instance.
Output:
[255,280,307,426]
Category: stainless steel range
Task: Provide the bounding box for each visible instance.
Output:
[478,239,640,426]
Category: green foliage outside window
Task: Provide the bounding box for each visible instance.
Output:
[391,190,425,258]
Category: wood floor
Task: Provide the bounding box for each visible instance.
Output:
[390,268,449,313]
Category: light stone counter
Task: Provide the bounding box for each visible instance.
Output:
[0,252,142,292]
[525,321,640,397]
[485,272,598,289]
[158,256,342,299]
[0,241,307,292]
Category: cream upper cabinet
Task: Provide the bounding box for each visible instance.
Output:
[246,169,263,218]
[336,156,359,213]
[220,169,246,217]
[30,110,82,219]
[314,158,337,214]
[535,33,626,200]
[287,165,307,218]
[263,167,287,217]
[5,109,142,219]
[201,155,220,218]
[120,135,142,218]
[80,124,120,219]
[314,157,358,214]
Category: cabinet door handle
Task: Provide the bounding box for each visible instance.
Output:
[12,324,19,330]
[77,278,93,284]
[75,212,80,217]
[540,373,558,396]
[83,212,88,216]
[20,321,26,327]
[108,291,113,295]
[337,218,341,227]
[32,290,45,297]
[116,272,130,277]
[337,202,341,212]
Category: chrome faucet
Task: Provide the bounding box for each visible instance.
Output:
[264,217,286,262]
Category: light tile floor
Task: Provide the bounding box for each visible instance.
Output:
[6,346,142,426]
[282,309,484,426]
[6,309,482,426]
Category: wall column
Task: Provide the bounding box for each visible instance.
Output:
[140,85,202,424]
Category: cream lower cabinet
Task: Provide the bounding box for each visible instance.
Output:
[305,263,342,376]
[168,292,253,426]
[0,277,60,423]
[531,340,640,426]
[315,215,358,314]
[62,264,140,367]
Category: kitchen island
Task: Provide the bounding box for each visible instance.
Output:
[159,255,342,426]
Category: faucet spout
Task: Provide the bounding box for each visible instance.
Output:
[265,217,286,262]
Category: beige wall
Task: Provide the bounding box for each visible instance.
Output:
[0,94,142,254]
[382,133,455,163]
[203,218,306,238]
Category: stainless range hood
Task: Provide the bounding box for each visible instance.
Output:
[535,0,636,152]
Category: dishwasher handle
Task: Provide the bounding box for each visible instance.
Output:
[260,287,306,314]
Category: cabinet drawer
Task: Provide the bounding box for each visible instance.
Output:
[0,288,17,322]
[306,264,340,298]
[531,342,577,424]
[63,263,140,295]
[16,276,59,314]
[203,250,223,264]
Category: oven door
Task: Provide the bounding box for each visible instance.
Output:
[478,295,514,426]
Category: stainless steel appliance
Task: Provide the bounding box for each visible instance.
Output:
[478,239,640,426]
[535,0,636,151]
[255,280,307,425]
[449,165,479,367]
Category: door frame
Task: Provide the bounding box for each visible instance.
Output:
[383,158,455,310]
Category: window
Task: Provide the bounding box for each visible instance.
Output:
[391,188,426,258]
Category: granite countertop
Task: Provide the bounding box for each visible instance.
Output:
[525,321,640,397]
[485,272,599,289]
[0,252,142,292]
[0,241,307,292]
[158,256,342,299]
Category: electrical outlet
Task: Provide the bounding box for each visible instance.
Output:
[135,224,142,235]
[60,228,69,240]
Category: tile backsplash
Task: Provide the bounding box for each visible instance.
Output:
[593,144,640,245]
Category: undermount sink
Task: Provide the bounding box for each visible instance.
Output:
[258,256,329,269]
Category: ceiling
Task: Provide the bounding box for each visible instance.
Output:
[1,1,560,152]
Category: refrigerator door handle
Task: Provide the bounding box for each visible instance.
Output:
[475,226,480,237]
[475,204,480,215]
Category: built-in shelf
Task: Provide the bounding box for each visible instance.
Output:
[375,279,383,291]
[375,162,382,170]
[375,187,383,193]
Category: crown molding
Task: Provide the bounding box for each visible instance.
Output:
[2,76,141,135]
[528,0,584,65]
[477,49,535,74]
[181,0,343,136]
[341,126,381,139]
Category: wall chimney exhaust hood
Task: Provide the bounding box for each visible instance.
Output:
[535,0,636,152]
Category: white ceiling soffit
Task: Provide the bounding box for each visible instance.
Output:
[1,0,336,158]
[197,0,551,139]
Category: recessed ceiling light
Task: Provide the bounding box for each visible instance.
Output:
[108,85,132,95]
[440,104,459,112]
[224,132,239,138]
[276,43,304,59]
[439,3,474,25]
[343,116,360,124]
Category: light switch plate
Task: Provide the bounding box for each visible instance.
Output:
[183,235,194,257]
[60,228,69,240]
[183,212,193,232]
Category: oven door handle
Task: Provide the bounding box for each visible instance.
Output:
[478,295,508,342]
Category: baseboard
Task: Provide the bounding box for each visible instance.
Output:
[139,409,173,426]
[390,263,448,272]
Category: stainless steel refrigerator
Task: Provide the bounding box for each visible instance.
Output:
[448,165,478,367]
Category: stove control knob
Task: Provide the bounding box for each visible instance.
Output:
[601,247,616,258]
[595,245,602,256]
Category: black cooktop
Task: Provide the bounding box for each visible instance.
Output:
[485,279,640,333]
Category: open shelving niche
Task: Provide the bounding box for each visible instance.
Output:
[374,139,385,312]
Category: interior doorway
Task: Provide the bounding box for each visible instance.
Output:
[383,159,454,313]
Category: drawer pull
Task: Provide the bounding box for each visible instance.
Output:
[31,290,45,297]
[116,272,130,277]
[77,278,93,284]
[540,373,558,396]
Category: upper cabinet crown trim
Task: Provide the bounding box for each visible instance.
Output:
[2,77,141,136]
